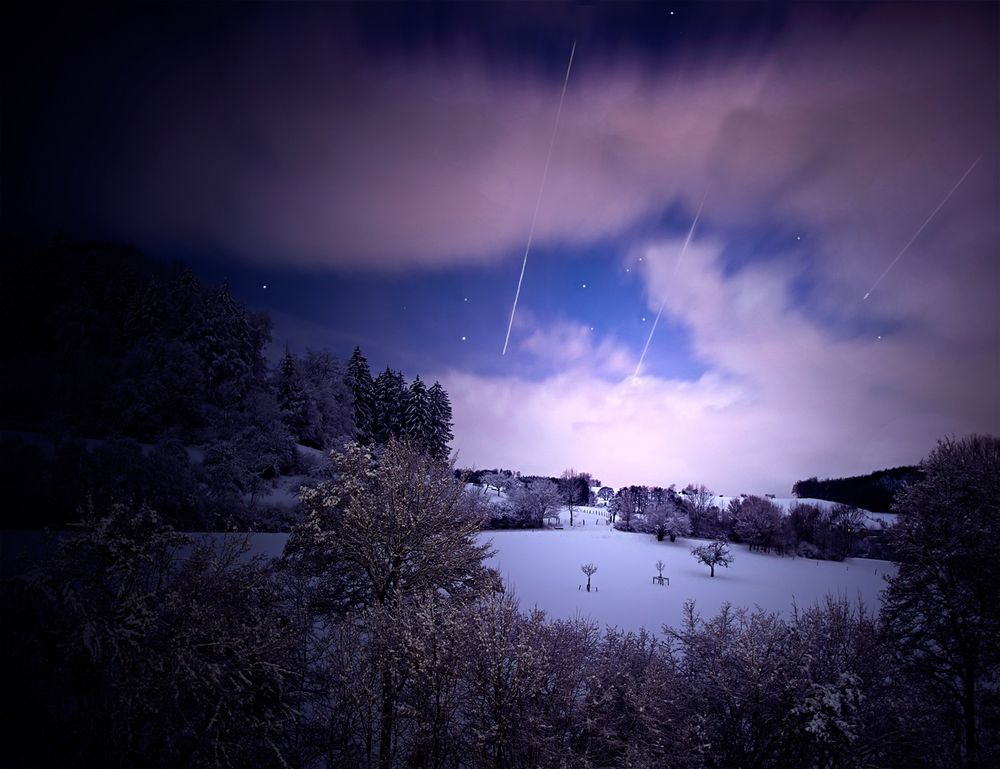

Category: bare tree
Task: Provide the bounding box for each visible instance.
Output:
[580,562,598,592]
[508,478,562,528]
[684,484,718,535]
[655,560,665,579]
[691,540,733,577]
[482,471,509,497]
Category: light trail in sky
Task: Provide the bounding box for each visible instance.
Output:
[633,194,707,378]
[502,40,577,356]
[863,155,981,300]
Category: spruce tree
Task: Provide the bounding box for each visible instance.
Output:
[403,376,433,453]
[123,281,164,343]
[427,381,454,460]
[373,367,406,444]
[346,347,375,444]
[275,350,310,442]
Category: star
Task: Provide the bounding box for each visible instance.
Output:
[464,297,469,303]
[626,267,631,273]
[262,284,267,289]
[642,316,647,322]
[582,283,587,288]
[461,335,467,341]
[796,236,801,241]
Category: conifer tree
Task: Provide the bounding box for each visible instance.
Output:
[346,347,375,444]
[427,381,454,460]
[404,376,433,452]
[373,367,406,444]
[275,350,310,441]
[123,281,164,342]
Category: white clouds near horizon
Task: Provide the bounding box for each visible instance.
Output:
[440,233,998,492]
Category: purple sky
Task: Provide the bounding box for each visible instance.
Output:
[3,2,998,492]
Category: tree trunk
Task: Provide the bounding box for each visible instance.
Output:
[710,564,715,577]
[586,576,591,592]
[963,665,978,769]
[379,665,394,769]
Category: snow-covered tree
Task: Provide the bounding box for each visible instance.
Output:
[372,367,406,444]
[643,501,692,542]
[288,440,496,769]
[612,485,648,531]
[275,350,313,441]
[403,375,434,452]
[299,349,355,450]
[289,440,494,610]
[507,478,562,528]
[882,435,1000,769]
[732,495,783,552]
[461,593,548,769]
[482,471,510,497]
[682,483,719,536]
[427,381,454,460]
[691,540,733,577]
[581,562,598,592]
[346,347,375,444]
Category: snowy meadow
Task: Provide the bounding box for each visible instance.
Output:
[233,503,894,636]
[483,506,894,634]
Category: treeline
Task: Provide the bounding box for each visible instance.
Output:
[609,485,887,560]
[2,437,996,769]
[792,465,924,511]
[460,468,597,507]
[0,238,453,529]
[459,469,598,529]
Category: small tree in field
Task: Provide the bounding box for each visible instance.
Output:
[581,562,598,592]
[691,540,733,577]
[655,560,665,579]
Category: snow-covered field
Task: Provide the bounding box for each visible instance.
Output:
[2,504,895,635]
[482,505,895,635]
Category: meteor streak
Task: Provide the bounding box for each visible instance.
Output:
[634,194,707,377]
[502,40,577,355]
[863,156,981,300]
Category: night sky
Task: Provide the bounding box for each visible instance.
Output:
[3,2,998,492]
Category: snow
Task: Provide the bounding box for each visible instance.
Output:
[1,504,896,636]
[481,506,895,635]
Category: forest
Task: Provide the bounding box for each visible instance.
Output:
[791,466,925,511]
[0,238,452,530]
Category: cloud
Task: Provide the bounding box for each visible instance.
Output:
[519,318,635,377]
[439,233,998,491]
[80,4,996,283]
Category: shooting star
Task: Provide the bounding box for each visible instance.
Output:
[634,193,707,377]
[863,155,981,300]
[502,40,577,355]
